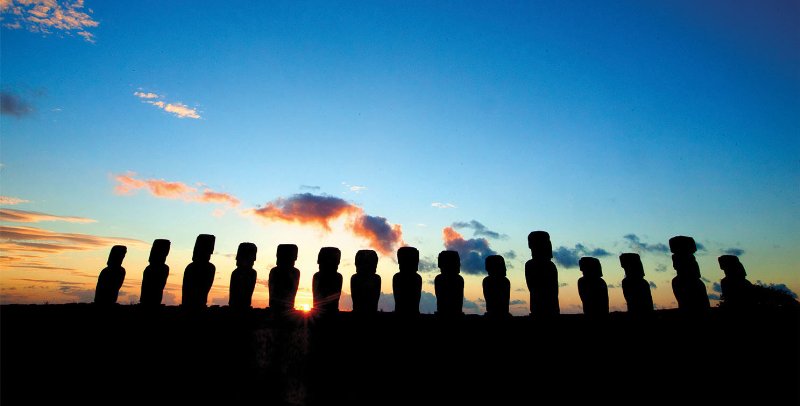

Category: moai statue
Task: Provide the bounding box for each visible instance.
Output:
[140,239,171,306]
[669,236,710,314]
[619,253,654,315]
[393,246,422,315]
[229,242,257,309]
[524,231,560,318]
[182,234,216,308]
[95,245,127,305]
[718,255,754,310]
[578,257,609,318]
[434,250,464,317]
[351,249,381,314]
[312,247,343,314]
[482,255,510,318]
[268,244,300,314]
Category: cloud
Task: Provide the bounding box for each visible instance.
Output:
[1,92,33,117]
[510,299,526,305]
[451,220,507,239]
[0,208,96,223]
[721,247,744,256]
[300,185,321,191]
[712,282,722,293]
[419,257,438,273]
[463,297,481,313]
[250,193,403,254]
[0,196,30,205]
[708,293,720,301]
[552,243,612,268]
[342,182,367,193]
[420,291,437,314]
[113,172,239,207]
[442,226,497,275]
[0,225,144,254]
[2,0,99,42]
[133,91,159,99]
[251,193,360,231]
[503,250,517,260]
[431,202,456,209]
[147,100,201,119]
[351,214,403,256]
[623,234,669,254]
[654,264,668,273]
[649,281,657,289]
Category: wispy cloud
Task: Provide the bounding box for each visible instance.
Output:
[1,0,99,43]
[623,234,669,254]
[113,172,239,207]
[300,185,321,191]
[721,247,745,256]
[0,196,30,205]
[133,90,201,119]
[0,208,96,223]
[0,91,33,117]
[432,202,457,209]
[451,220,507,239]
[442,226,497,275]
[342,182,367,193]
[552,243,612,268]
[133,91,159,99]
[0,225,143,254]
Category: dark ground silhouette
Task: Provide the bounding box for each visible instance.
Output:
[1,305,796,405]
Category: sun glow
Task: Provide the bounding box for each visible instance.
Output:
[299,303,311,313]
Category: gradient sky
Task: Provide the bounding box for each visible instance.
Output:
[1,0,798,314]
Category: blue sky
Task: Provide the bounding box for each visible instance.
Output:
[1,0,798,312]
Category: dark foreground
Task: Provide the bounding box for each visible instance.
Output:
[2,305,798,405]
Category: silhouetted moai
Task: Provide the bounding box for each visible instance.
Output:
[94,245,127,305]
[483,255,510,318]
[434,250,464,316]
[351,249,381,314]
[312,247,343,314]
[268,244,300,314]
[669,236,710,313]
[524,231,560,317]
[229,242,257,309]
[619,253,654,315]
[140,239,171,306]
[182,234,216,308]
[718,255,754,310]
[393,246,422,315]
[578,257,609,317]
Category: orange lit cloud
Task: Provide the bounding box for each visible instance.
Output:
[250,194,404,254]
[0,208,96,223]
[251,193,361,231]
[442,226,497,275]
[0,196,30,205]
[0,225,144,253]
[2,0,99,43]
[351,214,403,256]
[113,172,239,207]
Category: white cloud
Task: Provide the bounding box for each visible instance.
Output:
[431,202,457,209]
[144,99,201,119]
[133,91,159,99]
[0,196,30,205]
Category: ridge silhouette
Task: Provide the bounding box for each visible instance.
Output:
[351,249,380,314]
[139,239,170,306]
[434,250,464,317]
[312,247,342,315]
[268,244,300,315]
[393,246,422,315]
[525,231,560,318]
[229,242,257,309]
[483,254,510,318]
[182,234,216,308]
[619,253,654,315]
[578,256,609,318]
[94,245,127,305]
[669,236,710,314]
